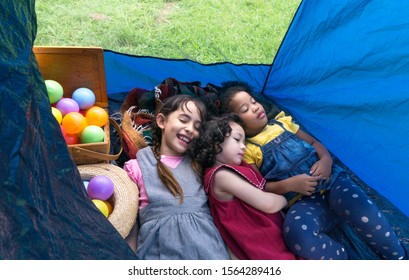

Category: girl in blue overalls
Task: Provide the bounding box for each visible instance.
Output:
[218,81,406,260]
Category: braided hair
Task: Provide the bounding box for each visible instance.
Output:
[151,94,206,203]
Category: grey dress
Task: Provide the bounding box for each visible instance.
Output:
[136,147,230,260]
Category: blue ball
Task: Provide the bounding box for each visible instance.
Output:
[72,87,96,110]
[83,180,89,190]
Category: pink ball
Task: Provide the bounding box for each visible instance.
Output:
[56,98,79,116]
[87,175,114,201]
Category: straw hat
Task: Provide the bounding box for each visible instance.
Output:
[77,163,139,238]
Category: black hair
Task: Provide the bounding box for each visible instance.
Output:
[218,81,254,114]
[189,113,243,169]
[218,80,281,119]
[197,93,221,119]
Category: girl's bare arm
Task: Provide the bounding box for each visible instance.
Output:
[213,168,287,213]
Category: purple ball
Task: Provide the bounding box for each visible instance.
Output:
[56,98,79,116]
[87,175,114,201]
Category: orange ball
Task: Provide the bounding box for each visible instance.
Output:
[85,106,108,127]
[62,112,87,134]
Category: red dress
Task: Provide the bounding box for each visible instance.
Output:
[204,162,298,260]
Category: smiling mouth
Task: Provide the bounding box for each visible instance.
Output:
[177,134,191,144]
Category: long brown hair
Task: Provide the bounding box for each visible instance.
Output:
[151,94,206,203]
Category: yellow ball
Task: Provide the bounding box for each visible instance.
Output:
[51,107,63,124]
[105,200,113,216]
[92,199,109,218]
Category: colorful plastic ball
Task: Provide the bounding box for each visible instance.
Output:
[56,98,79,116]
[72,87,96,110]
[92,199,109,218]
[83,181,89,191]
[60,125,68,142]
[51,107,63,124]
[87,175,114,201]
[79,109,87,116]
[80,125,105,143]
[105,200,113,215]
[62,112,87,134]
[64,132,81,145]
[45,80,63,104]
[85,106,108,127]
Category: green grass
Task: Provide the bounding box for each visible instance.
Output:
[34,0,301,64]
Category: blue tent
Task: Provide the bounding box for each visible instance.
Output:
[264,0,409,219]
[105,0,409,218]
[1,0,408,259]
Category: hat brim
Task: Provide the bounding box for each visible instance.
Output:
[78,163,139,238]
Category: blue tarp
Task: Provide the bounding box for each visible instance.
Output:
[104,50,271,95]
[264,0,409,218]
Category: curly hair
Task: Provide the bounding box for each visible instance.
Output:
[189,113,243,170]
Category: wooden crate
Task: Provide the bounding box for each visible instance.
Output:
[34,46,111,165]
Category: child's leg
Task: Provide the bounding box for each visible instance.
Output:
[283,194,347,260]
[328,173,406,260]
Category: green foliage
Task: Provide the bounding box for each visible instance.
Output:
[35,0,301,64]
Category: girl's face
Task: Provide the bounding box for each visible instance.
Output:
[157,101,202,156]
[228,91,268,137]
[215,122,246,166]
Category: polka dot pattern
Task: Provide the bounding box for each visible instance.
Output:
[282,173,406,260]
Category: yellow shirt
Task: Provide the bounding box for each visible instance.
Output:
[243,111,300,168]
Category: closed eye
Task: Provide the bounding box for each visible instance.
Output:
[239,105,249,113]
[179,115,189,123]
[194,122,201,131]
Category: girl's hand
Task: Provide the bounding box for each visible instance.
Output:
[295,128,333,183]
[288,174,319,196]
[309,156,332,181]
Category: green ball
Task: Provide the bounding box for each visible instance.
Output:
[80,125,105,143]
[45,80,63,104]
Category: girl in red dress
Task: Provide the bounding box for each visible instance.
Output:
[189,113,299,260]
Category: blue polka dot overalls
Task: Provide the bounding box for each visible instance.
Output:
[249,120,406,260]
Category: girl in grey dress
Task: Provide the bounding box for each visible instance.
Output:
[125,94,229,260]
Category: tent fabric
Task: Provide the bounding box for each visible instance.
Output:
[0,1,137,259]
[103,0,409,259]
[263,0,409,218]
[104,50,271,95]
